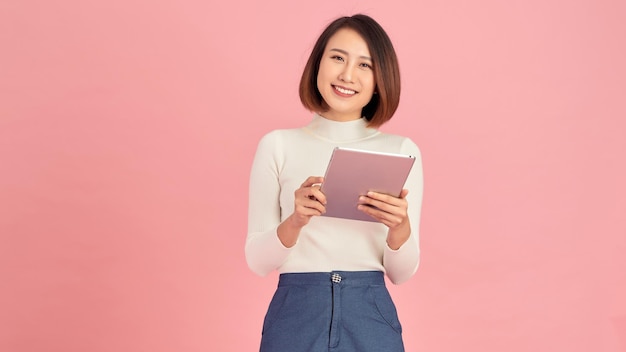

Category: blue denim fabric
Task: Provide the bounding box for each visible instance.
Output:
[260,271,405,352]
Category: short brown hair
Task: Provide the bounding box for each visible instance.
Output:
[299,14,401,128]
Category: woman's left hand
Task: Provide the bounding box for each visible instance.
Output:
[358,189,411,249]
[357,189,409,228]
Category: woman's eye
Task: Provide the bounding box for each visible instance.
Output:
[360,63,372,69]
[331,55,344,62]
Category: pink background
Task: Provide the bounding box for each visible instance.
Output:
[1,0,625,351]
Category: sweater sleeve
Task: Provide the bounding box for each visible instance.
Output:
[245,132,293,276]
[383,138,424,284]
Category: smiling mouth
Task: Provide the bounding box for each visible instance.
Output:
[333,85,357,96]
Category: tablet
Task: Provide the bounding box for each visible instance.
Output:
[320,147,416,222]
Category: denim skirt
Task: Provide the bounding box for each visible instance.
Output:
[259,271,404,352]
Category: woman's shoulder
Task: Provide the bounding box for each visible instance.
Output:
[253,126,309,155]
[375,131,421,155]
[256,127,303,144]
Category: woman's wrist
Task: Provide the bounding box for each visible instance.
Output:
[386,223,411,250]
[277,214,304,248]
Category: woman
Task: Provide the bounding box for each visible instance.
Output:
[246,14,423,352]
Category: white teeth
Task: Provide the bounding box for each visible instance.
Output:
[335,86,356,95]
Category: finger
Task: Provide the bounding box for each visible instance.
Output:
[297,197,326,214]
[297,205,325,217]
[295,183,322,198]
[365,195,408,216]
[301,176,324,188]
[358,197,385,213]
[357,199,386,216]
[364,192,398,207]
[299,186,326,206]
[358,204,404,227]
[356,203,379,221]
[357,203,394,223]
[367,190,409,203]
[310,186,327,205]
[359,195,404,214]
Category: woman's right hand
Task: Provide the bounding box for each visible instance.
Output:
[277,176,326,248]
[291,176,327,227]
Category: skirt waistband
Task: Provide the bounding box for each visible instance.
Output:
[278,271,385,286]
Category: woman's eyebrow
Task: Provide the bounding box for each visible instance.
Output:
[329,48,372,61]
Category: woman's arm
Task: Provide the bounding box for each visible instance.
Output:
[245,132,327,276]
[245,132,290,276]
[357,138,424,284]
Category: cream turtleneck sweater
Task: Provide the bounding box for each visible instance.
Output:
[246,114,423,284]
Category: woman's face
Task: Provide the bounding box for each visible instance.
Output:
[316,28,376,122]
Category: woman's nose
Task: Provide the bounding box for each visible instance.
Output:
[338,65,354,83]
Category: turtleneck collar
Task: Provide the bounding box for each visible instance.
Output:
[302,113,379,143]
